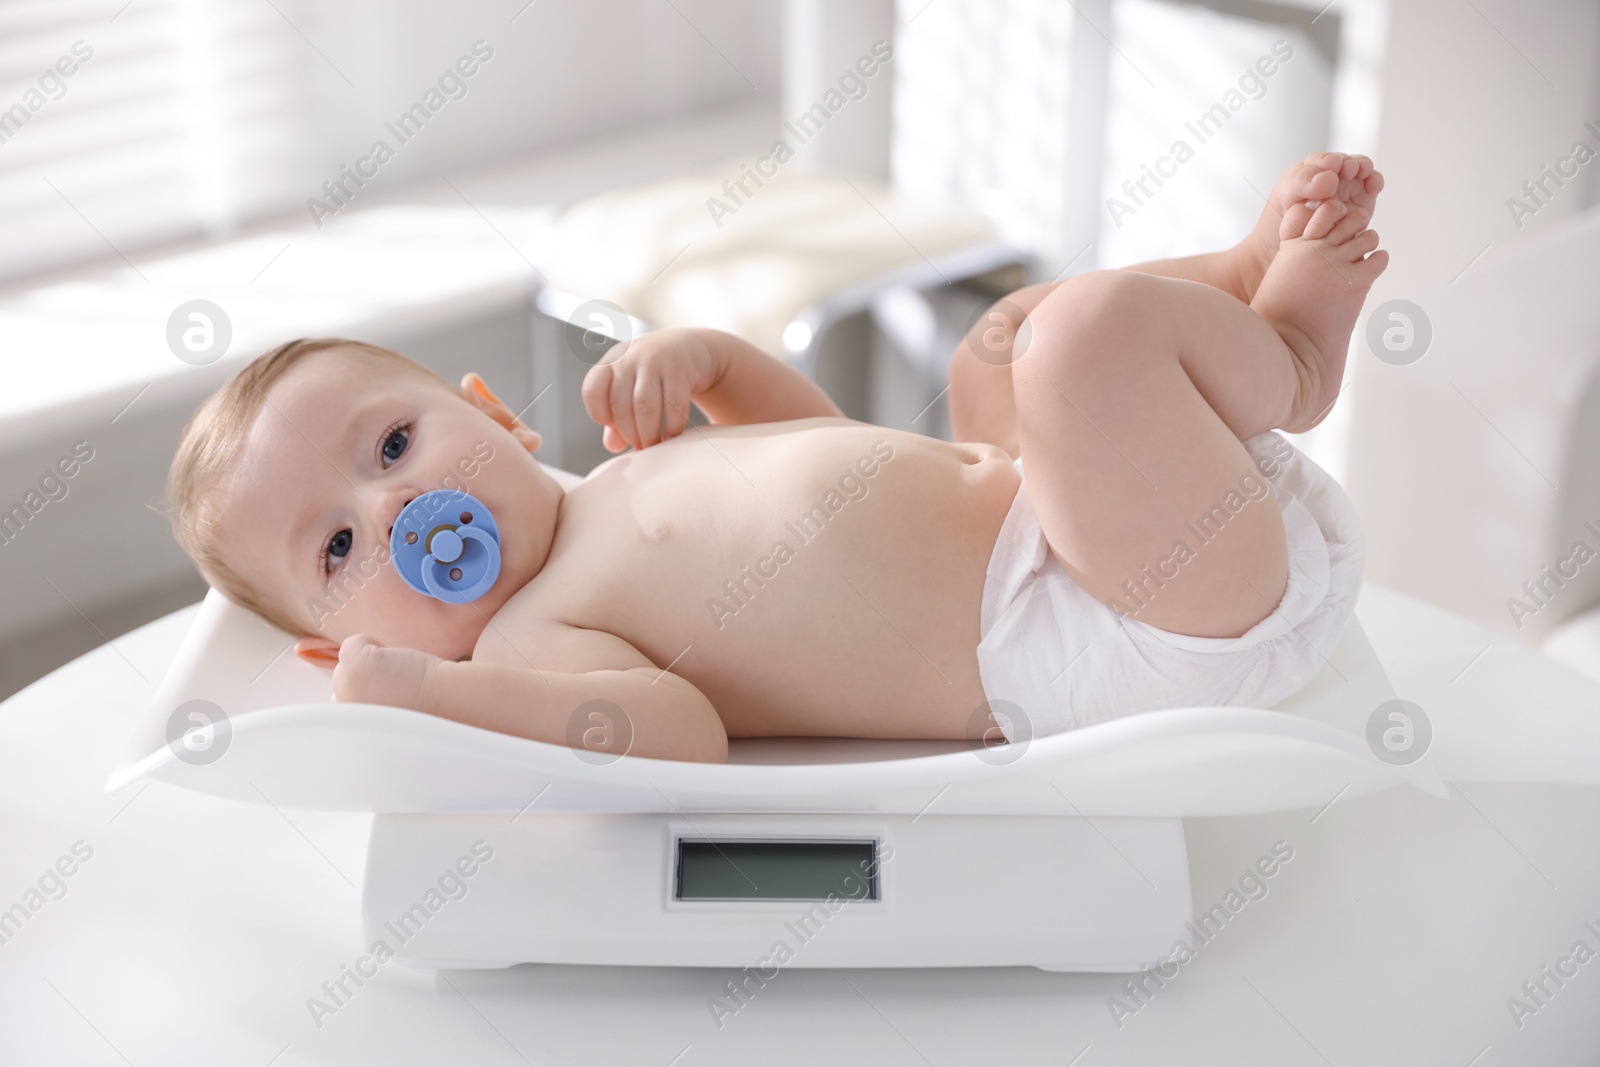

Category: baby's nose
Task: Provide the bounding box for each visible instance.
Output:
[386,495,419,537]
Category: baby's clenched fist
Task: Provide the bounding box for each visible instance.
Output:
[331,633,443,714]
[581,327,720,452]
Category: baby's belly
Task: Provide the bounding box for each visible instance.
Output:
[547,421,1021,738]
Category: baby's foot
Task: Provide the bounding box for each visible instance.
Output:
[1235,153,1384,301]
[1250,196,1389,433]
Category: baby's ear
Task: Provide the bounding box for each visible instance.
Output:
[295,635,340,670]
[460,373,542,454]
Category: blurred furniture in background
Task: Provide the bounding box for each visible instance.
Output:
[528,171,1033,473]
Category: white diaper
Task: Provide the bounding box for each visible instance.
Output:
[975,431,1365,741]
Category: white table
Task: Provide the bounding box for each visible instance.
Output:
[2,584,1597,1065]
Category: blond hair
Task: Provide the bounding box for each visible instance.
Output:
[164,338,448,637]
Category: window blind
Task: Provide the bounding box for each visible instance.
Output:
[0,0,316,283]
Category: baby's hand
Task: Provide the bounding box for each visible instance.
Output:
[330,633,443,714]
[581,327,718,452]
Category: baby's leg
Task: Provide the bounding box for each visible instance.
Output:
[947,283,1053,458]
[1012,201,1384,638]
[949,153,1382,453]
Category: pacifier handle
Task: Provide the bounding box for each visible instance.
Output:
[389,490,502,604]
[419,527,501,603]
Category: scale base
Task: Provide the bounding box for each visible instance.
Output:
[362,812,1192,972]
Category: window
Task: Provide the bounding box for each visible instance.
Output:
[0,0,315,284]
[1098,0,1335,268]
[891,0,1343,275]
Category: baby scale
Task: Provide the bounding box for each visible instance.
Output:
[107,483,1600,972]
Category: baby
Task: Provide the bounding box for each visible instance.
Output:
[166,152,1383,764]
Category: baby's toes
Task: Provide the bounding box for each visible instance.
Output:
[1343,165,1382,213]
[1303,150,1347,173]
[1354,246,1389,282]
[1325,204,1372,244]
[1279,200,1317,241]
[1300,166,1339,201]
[1343,228,1380,261]
[1302,197,1349,240]
[1270,161,1336,215]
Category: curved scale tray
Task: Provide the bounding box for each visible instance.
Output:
[106,585,1448,816]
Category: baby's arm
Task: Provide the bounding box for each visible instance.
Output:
[583,327,843,452]
[691,329,845,426]
[330,630,729,763]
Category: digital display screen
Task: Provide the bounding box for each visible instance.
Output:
[675,839,879,901]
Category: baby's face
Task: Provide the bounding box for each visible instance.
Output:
[221,348,562,660]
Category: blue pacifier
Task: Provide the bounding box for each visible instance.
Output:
[389,490,502,604]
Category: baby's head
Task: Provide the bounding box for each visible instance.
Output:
[166,338,564,668]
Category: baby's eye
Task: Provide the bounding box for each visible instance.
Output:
[381,423,410,466]
[320,527,354,577]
